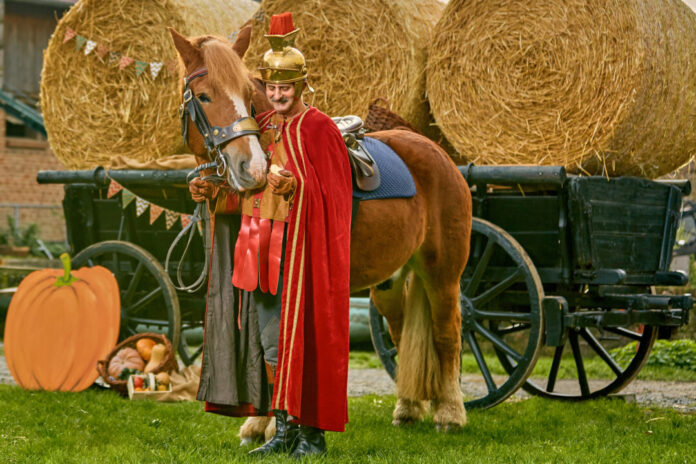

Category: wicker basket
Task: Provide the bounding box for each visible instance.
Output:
[97,332,179,395]
[364,97,421,133]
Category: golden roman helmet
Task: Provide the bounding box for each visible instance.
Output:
[259,12,307,94]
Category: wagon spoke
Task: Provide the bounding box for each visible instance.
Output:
[569,331,590,396]
[580,328,623,377]
[466,331,496,393]
[471,268,523,307]
[495,323,531,336]
[123,324,138,337]
[474,321,522,362]
[112,252,120,274]
[474,310,531,322]
[122,261,145,307]
[604,327,643,341]
[546,344,564,392]
[464,238,495,297]
[128,287,163,314]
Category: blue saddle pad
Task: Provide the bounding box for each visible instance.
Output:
[352,136,416,200]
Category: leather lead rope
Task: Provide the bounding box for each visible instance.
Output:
[165,162,223,293]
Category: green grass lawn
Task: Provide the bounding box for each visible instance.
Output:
[0,384,694,463]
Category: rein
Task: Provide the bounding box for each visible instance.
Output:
[168,67,261,292]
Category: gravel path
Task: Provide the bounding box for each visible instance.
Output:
[348,369,696,412]
[2,350,694,412]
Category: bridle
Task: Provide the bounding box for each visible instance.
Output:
[179,67,260,189]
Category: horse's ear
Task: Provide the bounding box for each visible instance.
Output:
[169,27,199,66]
[232,24,252,59]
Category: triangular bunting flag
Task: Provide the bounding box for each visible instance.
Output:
[181,214,192,229]
[84,40,97,55]
[107,180,123,198]
[121,189,135,208]
[63,27,76,43]
[108,51,121,66]
[165,209,179,230]
[119,56,135,70]
[135,197,149,217]
[149,204,164,224]
[254,8,265,23]
[150,62,163,79]
[96,43,109,59]
[75,35,86,51]
[135,60,148,76]
[166,59,179,75]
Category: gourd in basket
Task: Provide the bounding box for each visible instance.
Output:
[97,332,178,395]
[3,253,120,391]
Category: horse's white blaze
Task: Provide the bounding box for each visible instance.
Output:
[224,90,267,184]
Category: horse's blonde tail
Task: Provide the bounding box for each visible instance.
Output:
[396,272,441,400]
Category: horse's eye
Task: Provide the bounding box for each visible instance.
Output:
[197,93,211,103]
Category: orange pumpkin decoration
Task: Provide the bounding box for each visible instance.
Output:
[3,253,120,392]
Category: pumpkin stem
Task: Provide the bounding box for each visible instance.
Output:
[55,252,79,287]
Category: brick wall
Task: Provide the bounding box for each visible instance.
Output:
[0,110,67,243]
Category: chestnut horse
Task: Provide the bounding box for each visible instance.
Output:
[169,26,472,436]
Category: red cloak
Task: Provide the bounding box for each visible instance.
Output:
[264,106,352,432]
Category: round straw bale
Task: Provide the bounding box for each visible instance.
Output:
[427,0,696,178]
[244,0,444,137]
[40,0,256,169]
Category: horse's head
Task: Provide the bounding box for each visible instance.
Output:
[169,26,267,191]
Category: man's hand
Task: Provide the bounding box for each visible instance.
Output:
[189,177,217,202]
[268,168,297,197]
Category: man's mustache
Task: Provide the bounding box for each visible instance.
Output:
[270,97,289,104]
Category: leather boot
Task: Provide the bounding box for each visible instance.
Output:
[289,425,326,458]
[249,410,299,456]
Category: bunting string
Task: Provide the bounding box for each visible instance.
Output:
[107,179,200,233]
[62,26,178,81]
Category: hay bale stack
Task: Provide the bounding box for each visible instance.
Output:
[427,0,696,178]
[40,0,256,169]
[244,0,444,136]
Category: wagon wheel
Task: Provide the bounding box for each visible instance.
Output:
[460,218,544,409]
[368,218,545,410]
[502,307,657,400]
[369,299,396,380]
[72,241,181,353]
[177,305,206,366]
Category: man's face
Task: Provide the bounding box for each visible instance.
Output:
[266,83,296,115]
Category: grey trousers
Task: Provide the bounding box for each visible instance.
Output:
[252,228,286,366]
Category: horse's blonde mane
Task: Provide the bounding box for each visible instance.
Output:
[194,35,251,98]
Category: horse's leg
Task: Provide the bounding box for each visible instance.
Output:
[239,416,272,446]
[371,269,430,425]
[387,271,448,425]
[423,278,466,430]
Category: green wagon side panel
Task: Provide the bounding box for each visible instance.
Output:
[567,177,681,273]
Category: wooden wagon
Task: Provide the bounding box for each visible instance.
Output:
[38,164,692,407]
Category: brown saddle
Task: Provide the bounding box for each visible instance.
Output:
[332,116,381,192]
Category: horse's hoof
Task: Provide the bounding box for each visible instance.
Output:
[435,423,461,433]
[240,437,254,447]
[392,418,415,427]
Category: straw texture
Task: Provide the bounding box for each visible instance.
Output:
[427,0,696,177]
[40,0,256,169]
[244,0,444,137]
